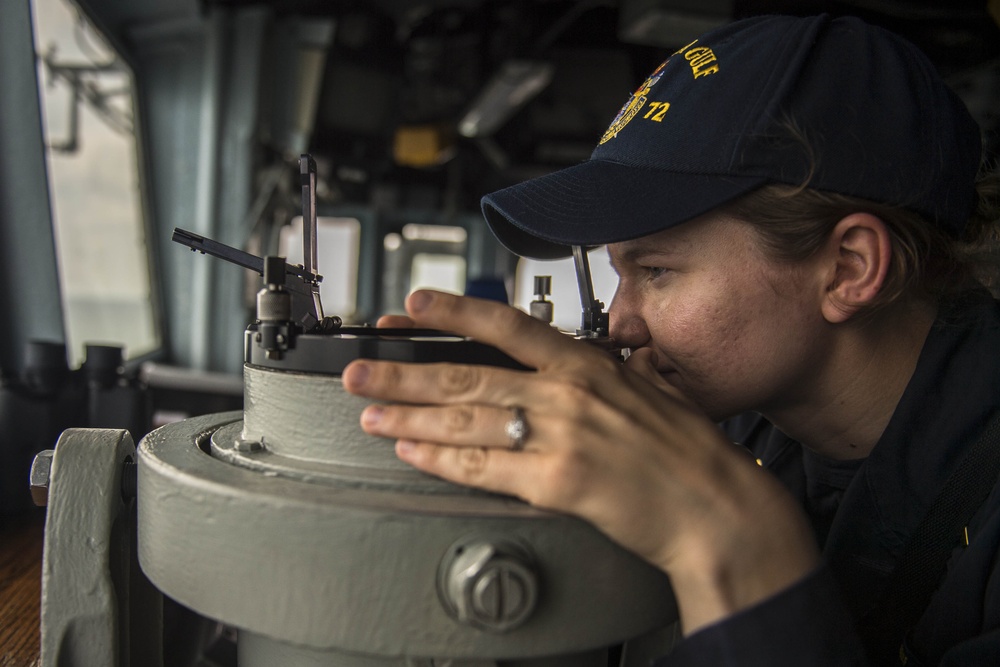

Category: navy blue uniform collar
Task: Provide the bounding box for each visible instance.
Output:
[826,291,1000,616]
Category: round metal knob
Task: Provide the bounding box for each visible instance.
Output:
[442,541,538,633]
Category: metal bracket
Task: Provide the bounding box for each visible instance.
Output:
[40,428,162,667]
[571,246,609,338]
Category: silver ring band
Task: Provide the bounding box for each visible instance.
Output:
[504,406,529,451]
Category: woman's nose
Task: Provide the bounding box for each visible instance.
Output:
[608,290,651,349]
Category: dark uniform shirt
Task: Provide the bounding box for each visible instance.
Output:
[654,290,1000,666]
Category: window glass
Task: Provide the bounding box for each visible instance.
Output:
[401,224,467,295]
[279,216,361,320]
[381,225,468,314]
[514,247,617,332]
[411,253,466,295]
[31,0,157,367]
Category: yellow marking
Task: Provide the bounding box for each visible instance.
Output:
[693,64,719,78]
[643,101,670,121]
[963,526,970,547]
[674,39,699,56]
[683,45,720,78]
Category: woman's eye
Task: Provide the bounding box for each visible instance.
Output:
[644,266,669,280]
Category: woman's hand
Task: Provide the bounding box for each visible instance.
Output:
[343,290,819,634]
[375,314,416,328]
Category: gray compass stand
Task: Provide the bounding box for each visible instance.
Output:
[138,362,677,666]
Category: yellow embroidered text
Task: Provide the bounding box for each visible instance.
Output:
[684,46,719,78]
[643,101,670,122]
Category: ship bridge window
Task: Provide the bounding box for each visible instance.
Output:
[31,0,158,367]
[381,224,468,315]
[403,224,468,297]
[411,253,466,295]
[279,216,361,321]
[514,248,617,332]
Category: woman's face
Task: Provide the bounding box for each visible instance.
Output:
[608,213,832,421]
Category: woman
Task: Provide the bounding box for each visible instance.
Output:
[344,14,1000,666]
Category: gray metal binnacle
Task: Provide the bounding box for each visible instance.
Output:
[137,363,677,664]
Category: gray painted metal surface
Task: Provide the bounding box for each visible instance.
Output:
[238,630,610,667]
[137,364,677,662]
[234,366,459,490]
[40,428,163,667]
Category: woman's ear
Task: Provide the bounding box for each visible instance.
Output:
[820,213,892,324]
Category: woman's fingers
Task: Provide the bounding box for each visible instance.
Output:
[362,402,534,450]
[394,439,539,499]
[402,290,614,372]
[388,404,632,517]
[344,359,530,406]
[376,314,415,328]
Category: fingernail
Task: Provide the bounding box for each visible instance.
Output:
[346,361,370,387]
[397,440,417,455]
[408,291,433,313]
[361,405,383,428]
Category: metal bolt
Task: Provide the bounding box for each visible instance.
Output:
[29,449,55,506]
[443,541,538,632]
[234,436,264,453]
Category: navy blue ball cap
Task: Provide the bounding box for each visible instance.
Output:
[482,14,983,259]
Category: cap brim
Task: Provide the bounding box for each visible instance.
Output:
[482,159,768,259]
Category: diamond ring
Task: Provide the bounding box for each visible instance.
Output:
[504,406,529,451]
